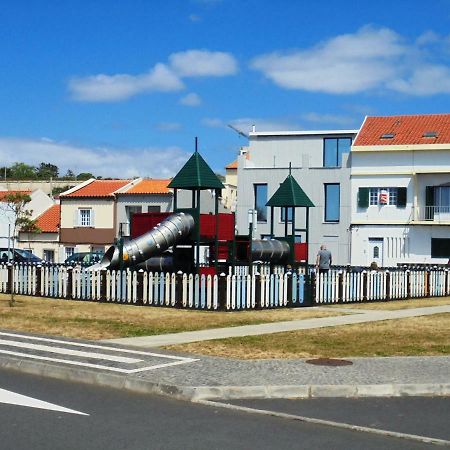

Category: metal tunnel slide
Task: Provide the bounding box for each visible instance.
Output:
[91,212,195,270]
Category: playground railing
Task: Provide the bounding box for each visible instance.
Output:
[0,263,449,310]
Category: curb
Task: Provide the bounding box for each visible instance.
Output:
[1,356,449,401]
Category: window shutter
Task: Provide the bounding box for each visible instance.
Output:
[397,187,407,207]
[91,209,95,227]
[358,187,369,208]
[425,186,434,220]
[73,210,79,227]
[425,186,434,206]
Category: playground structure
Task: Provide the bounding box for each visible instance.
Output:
[95,140,314,275]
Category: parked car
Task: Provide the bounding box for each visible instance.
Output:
[64,252,104,266]
[0,248,43,264]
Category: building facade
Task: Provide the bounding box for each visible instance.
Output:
[350,114,450,266]
[236,129,358,265]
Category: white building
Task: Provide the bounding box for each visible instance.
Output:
[236,128,358,265]
[350,114,450,266]
[0,189,54,248]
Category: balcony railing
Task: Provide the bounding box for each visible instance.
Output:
[412,206,450,223]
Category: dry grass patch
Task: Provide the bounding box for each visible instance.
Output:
[327,297,450,311]
[0,294,340,340]
[169,313,450,359]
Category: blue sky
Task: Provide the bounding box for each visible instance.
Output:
[0,0,449,178]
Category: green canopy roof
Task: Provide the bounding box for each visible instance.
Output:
[168,151,224,190]
[266,174,314,207]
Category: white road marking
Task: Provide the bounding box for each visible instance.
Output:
[199,400,450,447]
[0,388,88,416]
[0,339,142,364]
[0,331,195,361]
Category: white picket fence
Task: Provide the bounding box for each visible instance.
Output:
[1,264,449,310]
[315,269,450,304]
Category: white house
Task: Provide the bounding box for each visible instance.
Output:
[350,114,450,266]
[0,189,54,248]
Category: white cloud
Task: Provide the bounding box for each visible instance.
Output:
[301,112,356,126]
[155,122,183,132]
[201,117,225,128]
[169,50,238,77]
[251,26,450,96]
[179,92,202,106]
[0,137,189,178]
[69,63,184,102]
[188,13,202,22]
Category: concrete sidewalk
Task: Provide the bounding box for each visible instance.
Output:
[104,304,450,348]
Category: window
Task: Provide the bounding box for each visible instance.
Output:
[280,207,293,222]
[369,188,399,206]
[323,138,352,167]
[125,205,142,222]
[43,250,54,263]
[254,184,268,222]
[324,184,340,222]
[435,186,450,212]
[65,247,75,259]
[431,238,450,258]
[79,209,92,226]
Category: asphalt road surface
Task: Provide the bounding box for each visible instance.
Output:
[0,368,447,450]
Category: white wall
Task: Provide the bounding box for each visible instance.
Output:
[351,225,449,266]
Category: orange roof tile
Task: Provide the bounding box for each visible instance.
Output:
[62,180,130,198]
[123,179,171,195]
[0,190,32,202]
[354,114,450,146]
[36,204,60,233]
[225,152,250,170]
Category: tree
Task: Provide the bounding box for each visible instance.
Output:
[0,166,12,179]
[63,169,75,179]
[9,162,36,180]
[77,172,95,180]
[36,162,59,179]
[2,192,40,306]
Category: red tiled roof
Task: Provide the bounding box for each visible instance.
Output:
[225,152,250,169]
[36,204,60,233]
[62,180,130,198]
[122,179,171,195]
[354,114,450,146]
[0,190,32,202]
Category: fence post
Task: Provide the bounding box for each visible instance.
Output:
[425,269,431,298]
[362,271,368,302]
[338,271,344,303]
[6,263,13,295]
[446,269,449,297]
[406,270,411,299]
[175,271,183,308]
[218,272,227,310]
[385,271,391,301]
[286,271,293,307]
[308,271,316,306]
[67,267,73,299]
[136,269,144,305]
[36,265,42,297]
[99,269,107,302]
[255,274,262,309]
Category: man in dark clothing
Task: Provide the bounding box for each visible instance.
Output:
[315,244,332,273]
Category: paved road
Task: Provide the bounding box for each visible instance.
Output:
[0,368,443,450]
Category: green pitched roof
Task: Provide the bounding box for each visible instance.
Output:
[168,151,224,190]
[266,174,314,207]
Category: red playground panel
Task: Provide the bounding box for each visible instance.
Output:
[200,213,235,240]
[294,243,308,262]
[131,213,171,239]
[199,266,216,277]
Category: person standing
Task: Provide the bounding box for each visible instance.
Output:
[315,244,332,274]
